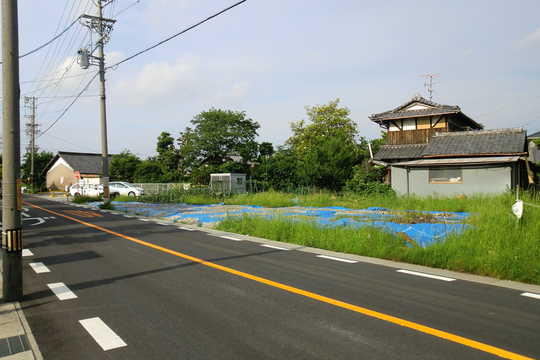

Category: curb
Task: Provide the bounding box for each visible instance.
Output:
[14,303,43,360]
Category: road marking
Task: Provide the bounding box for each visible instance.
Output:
[64,210,103,218]
[79,317,127,351]
[179,227,196,231]
[397,269,456,282]
[22,249,34,257]
[29,262,50,274]
[139,218,149,221]
[261,244,289,251]
[521,292,540,300]
[26,202,534,360]
[219,235,242,241]
[47,282,77,300]
[316,255,357,263]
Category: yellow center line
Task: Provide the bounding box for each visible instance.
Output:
[26,201,534,360]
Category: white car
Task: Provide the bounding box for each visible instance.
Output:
[109,182,144,197]
[69,183,103,197]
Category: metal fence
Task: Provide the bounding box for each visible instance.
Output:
[132,183,191,195]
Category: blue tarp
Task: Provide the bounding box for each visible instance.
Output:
[95,202,470,247]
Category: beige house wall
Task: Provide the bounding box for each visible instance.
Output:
[46,164,77,191]
[388,116,446,132]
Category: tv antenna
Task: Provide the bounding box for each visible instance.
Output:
[420,73,439,101]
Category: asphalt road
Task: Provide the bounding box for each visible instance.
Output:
[16,196,540,359]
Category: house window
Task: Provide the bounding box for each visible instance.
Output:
[428,168,463,184]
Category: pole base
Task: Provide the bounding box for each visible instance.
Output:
[2,250,22,302]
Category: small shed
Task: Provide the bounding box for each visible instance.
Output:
[210,173,246,194]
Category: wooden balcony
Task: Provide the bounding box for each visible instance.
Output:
[386,128,448,145]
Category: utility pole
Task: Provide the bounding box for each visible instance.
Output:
[78,1,116,200]
[24,96,39,190]
[2,0,23,301]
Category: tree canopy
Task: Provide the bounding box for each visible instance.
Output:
[178,109,260,183]
[110,150,142,183]
[22,150,53,190]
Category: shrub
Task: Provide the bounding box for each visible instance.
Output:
[72,195,102,203]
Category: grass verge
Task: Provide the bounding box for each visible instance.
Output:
[217,192,540,285]
[72,195,102,204]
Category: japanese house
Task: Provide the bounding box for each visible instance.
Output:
[370,96,531,196]
[43,152,113,191]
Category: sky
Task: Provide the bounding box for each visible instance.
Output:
[11,0,540,158]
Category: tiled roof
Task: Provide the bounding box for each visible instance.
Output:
[59,152,113,174]
[369,95,460,121]
[373,144,427,161]
[421,129,527,158]
[369,95,483,129]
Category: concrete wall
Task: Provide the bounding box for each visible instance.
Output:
[46,163,77,191]
[391,165,513,196]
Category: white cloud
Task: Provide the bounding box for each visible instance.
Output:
[112,56,201,105]
[111,55,252,107]
[518,27,540,47]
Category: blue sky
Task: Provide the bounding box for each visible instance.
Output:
[15,0,540,158]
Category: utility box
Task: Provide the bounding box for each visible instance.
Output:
[210,173,246,194]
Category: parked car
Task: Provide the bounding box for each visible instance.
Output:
[69,183,103,197]
[109,182,144,197]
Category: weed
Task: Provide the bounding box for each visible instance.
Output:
[99,200,115,210]
[72,195,102,203]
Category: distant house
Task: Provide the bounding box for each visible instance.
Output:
[370,96,531,196]
[43,152,112,191]
[528,131,540,163]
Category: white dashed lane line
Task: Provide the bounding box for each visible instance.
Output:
[22,249,34,257]
[219,235,242,241]
[397,269,456,282]
[47,283,78,300]
[179,227,196,231]
[316,255,357,263]
[261,244,289,251]
[79,317,127,351]
[29,262,50,274]
[521,292,540,300]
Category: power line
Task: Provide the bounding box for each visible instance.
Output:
[38,72,99,137]
[0,16,81,64]
[113,0,140,17]
[21,72,90,84]
[40,132,97,152]
[107,0,247,69]
[39,94,99,99]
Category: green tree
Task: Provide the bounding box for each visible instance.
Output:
[178,109,260,182]
[133,159,164,183]
[297,135,358,190]
[21,151,53,191]
[288,99,357,156]
[156,132,180,181]
[110,150,141,182]
[258,142,274,159]
[254,147,299,191]
[286,99,360,190]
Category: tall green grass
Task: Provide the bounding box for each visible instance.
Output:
[72,195,102,203]
[217,192,540,285]
[138,188,217,205]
